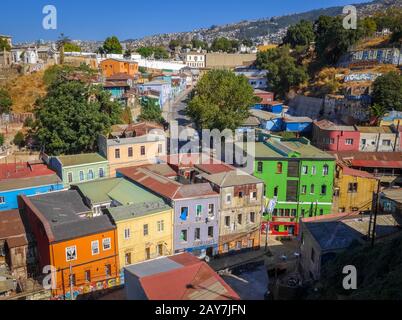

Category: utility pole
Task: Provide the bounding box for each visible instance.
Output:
[69,263,74,301]
[371,181,381,248]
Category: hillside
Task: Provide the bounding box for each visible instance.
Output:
[306,233,402,300]
[124,0,402,46]
[3,71,47,114]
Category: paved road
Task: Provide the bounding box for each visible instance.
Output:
[163,87,193,126]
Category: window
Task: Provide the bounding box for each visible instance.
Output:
[208,204,214,217]
[105,264,111,278]
[124,228,131,239]
[66,246,77,262]
[158,144,163,154]
[99,168,105,178]
[236,241,242,250]
[180,207,189,221]
[279,209,284,216]
[143,224,149,236]
[321,185,327,195]
[158,244,164,256]
[311,248,315,263]
[115,149,121,159]
[238,214,242,225]
[141,146,146,156]
[67,172,73,183]
[85,270,91,282]
[319,209,324,216]
[226,194,232,204]
[0,197,5,205]
[88,169,94,180]
[291,209,297,217]
[301,185,307,194]
[196,205,202,217]
[145,248,151,260]
[250,212,256,223]
[348,183,358,193]
[310,184,315,194]
[157,220,164,232]
[79,171,84,182]
[286,180,298,202]
[311,166,316,175]
[345,139,354,145]
[208,226,214,238]
[284,209,290,217]
[323,165,329,176]
[257,161,263,173]
[250,191,257,200]
[301,209,305,217]
[102,238,111,251]
[180,230,188,242]
[382,140,391,146]
[274,186,279,197]
[277,162,283,174]
[225,216,231,227]
[194,228,201,241]
[223,243,229,253]
[302,166,308,175]
[362,139,367,145]
[238,191,244,198]
[329,138,335,144]
[287,161,300,177]
[125,253,131,266]
[128,147,133,157]
[91,240,99,255]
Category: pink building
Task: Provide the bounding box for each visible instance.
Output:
[312,120,360,152]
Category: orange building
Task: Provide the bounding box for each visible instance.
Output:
[100,58,139,77]
[19,191,120,300]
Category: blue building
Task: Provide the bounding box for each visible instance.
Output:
[0,162,63,211]
[282,116,313,133]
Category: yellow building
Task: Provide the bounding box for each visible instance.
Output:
[333,162,379,213]
[107,200,174,269]
[257,44,278,52]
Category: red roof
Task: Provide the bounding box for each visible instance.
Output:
[137,253,240,300]
[0,162,56,180]
[351,160,402,169]
[330,151,402,169]
[337,162,376,179]
[195,163,235,175]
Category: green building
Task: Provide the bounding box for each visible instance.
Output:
[49,153,109,187]
[254,136,335,236]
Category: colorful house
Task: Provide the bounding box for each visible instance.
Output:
[356,126,399,152]
[254,136,335,236]
[312,120,360,152]
[0,162,63,212]
[196,163,264,255]
[333,162,379,214]
[48,153,109,187]
[107,200,173,270]
[282,116,313,133]
[117,163,220,258]
[19,190,120,300]
[253,89,274,108]
[98,122,166,177]
[100,58,139,78]
[138,80,172,107]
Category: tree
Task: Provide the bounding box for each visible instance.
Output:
[102,36,123,54]
[0,88,12,114]
[64,42,81,52]
[138,99,165,124]
[123,49,132,59]
[56,33,71,65]
[283,20,315,48]
[0,133,4,147]
[0,38,11,52]
[211,37,238,53]
[192,39,208,50]
[314,16,363,65]
[241,39,253,47]
[256,46,308,99]
[136,47,154,58]
[372,72,402,112]
[169,39,182,50]
[369,104,387,125]
[33,79,122,155]
[153,46,169,60]
[186,70,258,131]
[359,17,377,38]
[13,131,25,149]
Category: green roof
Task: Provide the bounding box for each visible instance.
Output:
[108,201,171,222]
[58,153,107,167]
[74,178,163,205]
[255,138,335,160]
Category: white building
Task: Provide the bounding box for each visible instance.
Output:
[356,126,399,152]
[185,52,206,69]
[11,47,39,64]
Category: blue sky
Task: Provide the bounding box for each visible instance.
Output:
[1,0,370,42]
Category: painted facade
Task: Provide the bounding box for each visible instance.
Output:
[356,126,399,152]
[100,59,139,77]
[49,153,109,187]
[254,136,335,236]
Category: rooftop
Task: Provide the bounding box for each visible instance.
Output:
[27,190,115,243]
[200,170,263,188]
[356,126,394,134]
[337,162,377,179]
[0,174,62,192]
[74,177,164,206]
[0,162,56,180]
[125,253,240,300]
[255,137,335,160]
[331,151,402,169]
[57,153,107,167]
[107,200,171,222]
[0,210,28,248]
[382,188,402,203]
[314,120,356,132]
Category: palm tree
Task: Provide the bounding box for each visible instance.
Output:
[56,33,71,65]
[369,103,387,125]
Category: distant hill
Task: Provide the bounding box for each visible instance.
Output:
[124,0,401,46]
